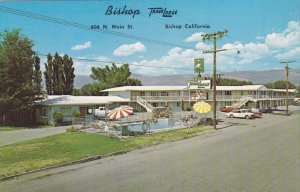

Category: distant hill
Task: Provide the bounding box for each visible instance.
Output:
[72,69,300,88]
[74,75,94,88]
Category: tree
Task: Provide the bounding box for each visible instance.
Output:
[33,55,42,94]
[217,78,253,86]
[0,29,43,123]
[264,80,296,89]
[44,54,53,95]
[44,52,75,95]
[63,55,75,94]
[90,63,141,87]
[75,82,109,96]
[127,78,142,86]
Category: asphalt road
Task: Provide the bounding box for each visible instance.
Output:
[1,111,299,192]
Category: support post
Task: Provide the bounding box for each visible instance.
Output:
[202,30,228,130]
[280,60,295,115]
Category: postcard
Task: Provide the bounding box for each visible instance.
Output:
[0,0,299,191]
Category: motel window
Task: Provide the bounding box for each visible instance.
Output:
[42,108,48,118]
[86,106,93,115]
[151,92,159,96]
[152,103,158,107]
[96,104,106,108]
[140,91,145,96]
[161,91,168,96]
[177,102,181,107]
[225,91,231,95]
[60,107,72,116]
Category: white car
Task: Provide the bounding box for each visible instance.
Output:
[225,110,256,119]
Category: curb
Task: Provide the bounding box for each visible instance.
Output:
[0,129,215,182]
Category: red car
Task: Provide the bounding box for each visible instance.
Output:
[219,106,239,112]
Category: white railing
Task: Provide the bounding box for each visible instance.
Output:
[133,96,189,101]
[137,97,155,112]
[134,95,295,102]
[232,97,252,108]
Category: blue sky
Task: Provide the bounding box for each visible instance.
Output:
[0,0,299,76]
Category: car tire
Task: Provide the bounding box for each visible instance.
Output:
[245,115,250,120]
[230,114,234,118]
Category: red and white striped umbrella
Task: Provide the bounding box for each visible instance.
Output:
[106,105,134,119]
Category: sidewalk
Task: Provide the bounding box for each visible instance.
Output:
[0,126,69,147]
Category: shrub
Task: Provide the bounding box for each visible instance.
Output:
[186,106,192,111]
[66,126,78,132]
[53,112,63,126]
[73,110,81,117]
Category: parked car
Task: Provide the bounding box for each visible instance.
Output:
[219,106,238,112]
[240,109,262,118]
[260,107,273,113]
[94,107,109,117]
[226,110,256,119]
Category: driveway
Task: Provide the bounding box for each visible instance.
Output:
[0,126,68,147]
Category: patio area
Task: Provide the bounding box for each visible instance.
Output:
[72,111,212,137]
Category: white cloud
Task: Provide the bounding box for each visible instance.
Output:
[221,42,271,65]
[130,46,213,75]
[95,56,111,62]
[73,55,111,75]
[195,42,212,50]
[113,42,146,56]
[265,21,300,48]
[71,41,92,51]
[275,47,300,59]
[256,36,264,40]
[130,38,274,75]
[185,32,204,42]
[285,21,300,32]
[167,47,182,55]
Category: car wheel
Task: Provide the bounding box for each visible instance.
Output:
[230,114,234,118]
[245,115,250,120]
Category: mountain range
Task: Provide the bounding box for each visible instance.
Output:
[73,69,300,88]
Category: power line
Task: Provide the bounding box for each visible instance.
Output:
[0,6,194,49]
[36,53,195,70]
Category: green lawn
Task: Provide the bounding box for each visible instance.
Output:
[0,126,211,177]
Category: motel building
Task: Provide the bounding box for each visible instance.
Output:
[101,85,297,112]
[36,85,296,124]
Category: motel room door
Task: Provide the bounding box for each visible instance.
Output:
[79,107,86,117]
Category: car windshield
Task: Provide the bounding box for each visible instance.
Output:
[241,109,250,112]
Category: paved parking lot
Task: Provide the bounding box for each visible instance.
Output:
[216,105,300,130]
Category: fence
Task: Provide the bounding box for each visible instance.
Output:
[0,110,36,126]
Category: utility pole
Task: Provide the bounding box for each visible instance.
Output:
[202,30,228,130]
[280,60,295,115]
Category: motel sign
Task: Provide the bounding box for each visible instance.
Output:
[194,58,204,73]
